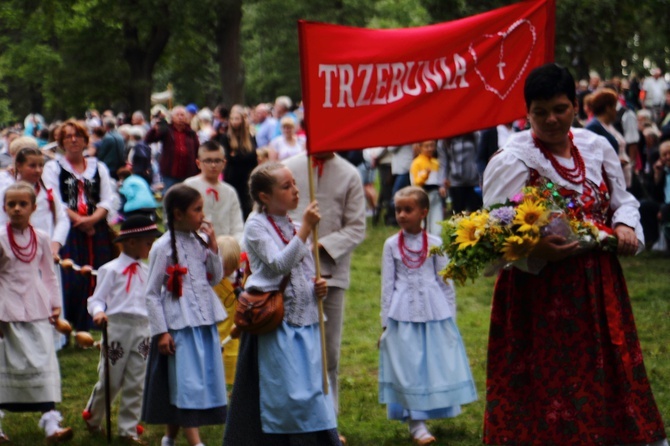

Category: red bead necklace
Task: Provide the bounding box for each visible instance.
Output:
[398,230,428,269]
[532,131,586,185]
[267,214,296,245]
[7,223,38,263]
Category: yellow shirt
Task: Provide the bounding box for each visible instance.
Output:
[410,154,440,187]
[213,278,239,385]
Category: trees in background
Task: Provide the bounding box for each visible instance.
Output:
[0,0,668,124]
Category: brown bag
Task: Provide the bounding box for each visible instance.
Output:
[231,275,290,337]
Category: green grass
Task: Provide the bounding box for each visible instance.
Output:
[3,222,669,445]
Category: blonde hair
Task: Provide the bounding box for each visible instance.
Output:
[248,162,285,212]
[227,105,253,155]
[4,181,37,205]
[9,136,38,157]
[217,235,241,274]
[394,186,429,210]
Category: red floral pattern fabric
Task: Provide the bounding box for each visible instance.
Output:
[483,172,666,445]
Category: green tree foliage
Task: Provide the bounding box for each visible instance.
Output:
[0,0,668,124]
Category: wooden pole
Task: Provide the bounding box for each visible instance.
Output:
[307,155,329,394]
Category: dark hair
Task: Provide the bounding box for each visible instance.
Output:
[163,184,207,297]
[15,147,42,168]
[590,88,618,116]
[394,186,429,210]
[117,167,132,180]
[524,63,576,110]
[248,162,285,212]
[197,139,225,158]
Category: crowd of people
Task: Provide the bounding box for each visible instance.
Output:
[0,64,667,446]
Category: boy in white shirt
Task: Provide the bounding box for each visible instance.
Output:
[82,216,162,445]
[184,140,245,245]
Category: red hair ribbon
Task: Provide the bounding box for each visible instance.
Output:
[206,187,219,202]
[122,262,142,293]
[240,252,248,264]
[166,264,188,297]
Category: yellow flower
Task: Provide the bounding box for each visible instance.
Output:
[501,235,537,261]
[454,218,481,250]
[514,199,549,234]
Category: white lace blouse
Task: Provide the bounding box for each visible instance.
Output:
[381,230,456,327]
[243,213,319,327]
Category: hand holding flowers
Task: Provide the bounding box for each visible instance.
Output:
[432,180,617,285]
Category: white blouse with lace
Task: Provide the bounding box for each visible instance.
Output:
[380,230,456,328]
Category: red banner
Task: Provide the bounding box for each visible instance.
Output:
[298,0,555,153]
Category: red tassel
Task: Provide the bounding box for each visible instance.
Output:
[136,425,144,436]
[166,264,188,297]
[82,410,92,420]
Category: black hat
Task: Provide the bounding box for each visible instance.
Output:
[113,215,162,243]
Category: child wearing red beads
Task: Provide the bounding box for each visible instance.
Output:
[378,186,477,445]
[0,182,72,444]
[142,184,227,446]
[82,215,162,445]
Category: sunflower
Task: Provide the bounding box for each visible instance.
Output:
[454,218,482,250]
[514,199,549,234]
[501,234,537,261]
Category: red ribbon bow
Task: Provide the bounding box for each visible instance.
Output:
[166,264,188,297]
[206,187,219,202]
[122,262,142,293]
[46,188,54,205]
[312,157,326,177]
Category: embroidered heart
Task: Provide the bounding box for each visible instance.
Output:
[468,19,537,101]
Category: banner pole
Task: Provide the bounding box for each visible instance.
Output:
[308,154,329,395]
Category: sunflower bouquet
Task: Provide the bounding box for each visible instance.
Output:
[433,180,616,285]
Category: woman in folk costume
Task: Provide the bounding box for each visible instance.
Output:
[482,63,667,446]
[43,119,117,332]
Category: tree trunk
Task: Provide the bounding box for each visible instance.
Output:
[215,0,244,107]
[123,23,171,114]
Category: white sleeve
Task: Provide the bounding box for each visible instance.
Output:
[95,162,117,213]
[602,142,645,251]
[482,150,529,206]
[87,266,114,316]
[145,245,169,335]
[380,240,395,328]
[51,195,70,246]
[621,110,640,145]
[227,194,245,247]
[245,219,310,276]
[42,160,61,196]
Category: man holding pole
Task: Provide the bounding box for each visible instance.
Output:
[283,152,366,419]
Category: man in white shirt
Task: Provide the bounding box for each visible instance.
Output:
[642,68,668,123]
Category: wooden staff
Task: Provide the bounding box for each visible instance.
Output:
[101,322,112,444]
[307,155,329,394]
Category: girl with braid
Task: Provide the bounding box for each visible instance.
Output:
[141,184,227,446]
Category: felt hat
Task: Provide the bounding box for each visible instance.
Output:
[113,215,162,243]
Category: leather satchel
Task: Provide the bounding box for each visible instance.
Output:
[231,274,290,337]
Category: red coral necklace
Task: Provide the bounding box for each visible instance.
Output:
[7,223,38,263]
[398,230,428,269]
[267,215,296,245]
[532,131,586,185]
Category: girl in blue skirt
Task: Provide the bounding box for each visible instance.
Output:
[142,184,227,446]
[379,186,477,445]
[223,162,340,446]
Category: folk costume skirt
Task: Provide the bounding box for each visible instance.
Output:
[483,251,667,446]
[0,320,61,410]
[379,318,477,421]
[59,221,113,331]
[223,323,341,446]
[141,325,227,427]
